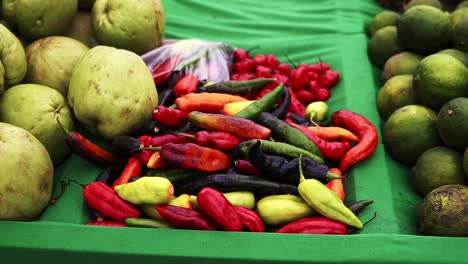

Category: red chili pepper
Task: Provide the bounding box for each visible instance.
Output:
[177,131,245,151]
[290,64,308,91]
[255,65,273,78]
[233,48,249,62]
[295,89,315,105]
[326,168,345,202]
[111,155,142,188]
[314,88,332,101]
[152,106,189,127]
[264,54,279,69]
[173,74,199,98]
[156,204,219,230]
[276,216,348,234]
[86,221,127,227]
[160,143,232,172]
[151,55,181,85]
[318,70,340,89]
[135,135,154,165]
[234,159,262,176]
[80,181,142,222]
[286,121,352,160]
[234,206,265,232]
[56,117,114,167]
[233,59,254,74]
[253,54,266,66]
[149,133,194,147]
[331,110,379,172]
[288,88,306,117]
[197,187,243,231]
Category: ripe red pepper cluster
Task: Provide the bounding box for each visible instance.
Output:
[62,47,379,235]
[231,48,340,116]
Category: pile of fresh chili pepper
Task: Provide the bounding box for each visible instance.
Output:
[62,48,379,234]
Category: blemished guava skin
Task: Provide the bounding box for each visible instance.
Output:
[68,46,158,140]
[66,11,98,48]
[2,0,78,41]
[0,122,54,221]
[0,84,75,166]
[25,36,89,97]
[0,23,27,95]
[92,0,164,55]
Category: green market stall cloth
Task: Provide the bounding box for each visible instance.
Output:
[1,0,467,263]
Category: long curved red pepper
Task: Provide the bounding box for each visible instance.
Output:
[286,120,351,160]
[276,216,348,234]
[331,110,378,172]
[177,131,245,151]
[57,117,114,167]
[152,106,189,127]
[149,133,194,147]
[197,187,243,231]
[234,206,265,232]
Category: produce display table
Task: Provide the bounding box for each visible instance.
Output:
[1,1,467,263]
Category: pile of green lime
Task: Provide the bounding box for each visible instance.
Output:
[367,0,468,237]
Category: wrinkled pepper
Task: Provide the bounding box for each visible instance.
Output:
[140,194,193,221]
[257,194,317,225]
[297,156,363,229]
[187,111,272,140]
[234,206,265,232]
[331,110,379,172]
[177,131,245,151]
[159,142,232,172]
[156,204,220,231]
[275,216,348,234]
[175,92,248,112]
[82,181,142,222]
[286,120,351,160]
[146,151,171,169]
[114,176,174,205]
[197,187,243,231]
[149,133,194,147]
[152,106,189,127]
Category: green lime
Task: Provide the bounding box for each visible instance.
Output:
[412,146,466,196]
[367,26,402,68]
[397,5,451,55]
[377,74,416,120]
[437,48,468,67]
[452,17,468,53]
[437,97,468,152]
[367,11,401,36]
[413,54,468,110]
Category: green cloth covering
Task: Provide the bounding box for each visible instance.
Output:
[1,1,467,263]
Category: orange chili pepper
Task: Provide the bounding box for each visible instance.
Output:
[325,168,345,202]
[306,126,359,142]
[175,92,248,112]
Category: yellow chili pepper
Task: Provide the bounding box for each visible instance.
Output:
[297,155,363,229]
[114,176,174,205]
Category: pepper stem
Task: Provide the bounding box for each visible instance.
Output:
[298,153,306,183]
[49,180,68,205]
[56,116,72,137]
[326,171,342,180]
[130,146,162,153]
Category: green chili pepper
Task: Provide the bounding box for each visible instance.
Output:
[297,154,363,229]
[257,194,318,225]
[125,217,173,228]
[235,139,324,164]
[256,112,323,158]
[235,83,284,120]
[114,176,174,205]
[197,78,276,94]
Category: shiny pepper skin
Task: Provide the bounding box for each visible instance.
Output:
[114,177,174,205]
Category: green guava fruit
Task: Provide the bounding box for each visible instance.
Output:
[68,46,158,140]
[92,0,165,55]
[65,11,98,47]
[0,23,27,95]
[25,36,89,97]
[2,0,78,41]
[0,84,75,165]
[0,122,54,220]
